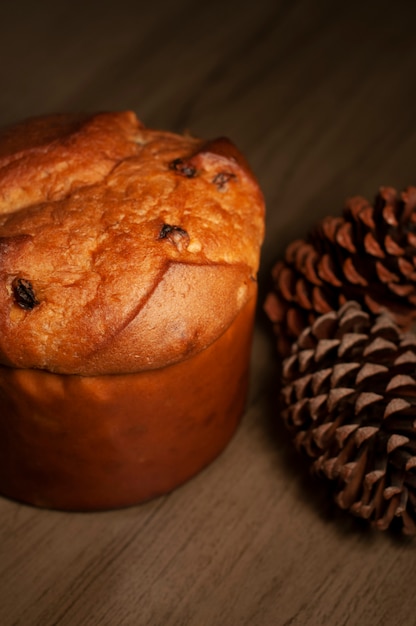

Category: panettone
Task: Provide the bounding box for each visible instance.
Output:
[0,111,264,510]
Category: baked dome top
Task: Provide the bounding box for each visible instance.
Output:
[0,111,264,374]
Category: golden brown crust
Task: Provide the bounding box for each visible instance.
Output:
[0,111,264,374]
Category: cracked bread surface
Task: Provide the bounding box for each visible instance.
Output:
[0,111,264,375]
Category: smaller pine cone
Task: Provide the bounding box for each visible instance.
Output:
[281,300,416,534]
[264,187,416,356]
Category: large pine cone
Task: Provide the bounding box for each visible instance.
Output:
[265,187,416,356]
[281,300,416,534]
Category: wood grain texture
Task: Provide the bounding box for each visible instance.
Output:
[1,0,416,624]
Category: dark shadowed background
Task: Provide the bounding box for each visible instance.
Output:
[1,1,416,624]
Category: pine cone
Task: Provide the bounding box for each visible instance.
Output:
[264,187,416,356]
[281,300,416,534]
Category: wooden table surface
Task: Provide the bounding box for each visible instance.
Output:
[1,1,416,624]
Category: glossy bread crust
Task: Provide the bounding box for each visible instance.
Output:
[0,111,264,374]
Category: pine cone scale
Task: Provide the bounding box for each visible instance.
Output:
[279,301,416,534]
[266,187,416,356]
